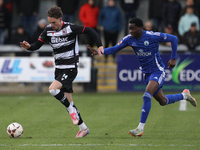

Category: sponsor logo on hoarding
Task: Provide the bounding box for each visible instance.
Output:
[118,57,200,84]
[172,58,194,84]
[1,59,22,74]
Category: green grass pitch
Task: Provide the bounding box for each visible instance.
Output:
[0,92,200,150]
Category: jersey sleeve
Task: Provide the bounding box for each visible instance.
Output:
[70,25,103,47]
[70,24,85,34]
[150,32,178,59]
[104,37,129,54]
[38,28,48,43]
[160,33,178,59]
[28,28,47,51]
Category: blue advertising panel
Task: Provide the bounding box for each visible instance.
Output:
[117,54,200,91]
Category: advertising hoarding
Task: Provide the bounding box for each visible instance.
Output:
[117,54,200,91]
[0,57,91,82]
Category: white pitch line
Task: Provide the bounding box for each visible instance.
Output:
[0,144,196,147]
[179,100,187,111]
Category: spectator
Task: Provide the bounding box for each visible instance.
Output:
[32,18,47,42]
[4,0,13,12]
[148,0,166,32]
[3,0,13,44]
[11,25,31,56]
[120,0,139,36]
[98,0,122,62]
[194,0,200,19]
[79,0,99,29]
[162,0,181,34]
[0,0,10,45]
[160,24,181,46]
[32,18,52,56]
[180,0,199,17]
[79,0,100,56]
[144,21,154,31]
[16,0,39,38]
[164,25,175,46]
[178,6,199,36]
[182,22,200,53]
[56,0,79,23]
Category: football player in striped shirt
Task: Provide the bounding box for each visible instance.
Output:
[20,6,104,138]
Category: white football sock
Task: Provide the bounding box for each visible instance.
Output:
[70,101,74,106]
[79,122,87,131]
[182,93,187,100]
[67,105,74,114]
[138,122,145,131]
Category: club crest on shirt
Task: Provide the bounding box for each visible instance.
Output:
[144,41,149,46]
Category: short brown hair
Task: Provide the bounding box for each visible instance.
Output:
[47,6,63,19]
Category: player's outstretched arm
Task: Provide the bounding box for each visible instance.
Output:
[20,41,31,50]
[20,40,44,51]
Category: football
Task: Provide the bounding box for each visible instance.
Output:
[7,122,23,138]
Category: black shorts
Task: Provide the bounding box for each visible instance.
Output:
[55,68,77,93]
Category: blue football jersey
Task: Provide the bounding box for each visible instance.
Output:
[104,30,178,73]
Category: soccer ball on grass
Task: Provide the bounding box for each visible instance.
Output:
[7,122,23,138]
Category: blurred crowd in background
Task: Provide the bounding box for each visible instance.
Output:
[0,0,200,57]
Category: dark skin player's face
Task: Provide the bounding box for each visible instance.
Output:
[129,23,143,39]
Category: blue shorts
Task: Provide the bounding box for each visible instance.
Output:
[144,71,166,96]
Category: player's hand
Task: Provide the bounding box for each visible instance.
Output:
[97,46,104,57]
[87,44,98,56]
[20,41,31,50]
[168,59,176,68]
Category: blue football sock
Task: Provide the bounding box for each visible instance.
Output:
[140,92,152,123]
[165,93,183,105]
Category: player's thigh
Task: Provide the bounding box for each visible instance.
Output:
[145,71,165,95]
[145,80,159,95]
[49,80,62,90]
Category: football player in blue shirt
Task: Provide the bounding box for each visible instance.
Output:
[87,18,197,137]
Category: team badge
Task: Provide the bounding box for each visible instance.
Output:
[144,41,149,46]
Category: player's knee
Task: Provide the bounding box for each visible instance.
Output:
[49,89,60,96]
[158,98,167,106]
[159,101,166,106]
[155,95,167,106]
[143,92,152,102]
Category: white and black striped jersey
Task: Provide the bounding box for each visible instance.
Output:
[28,22,102,69]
